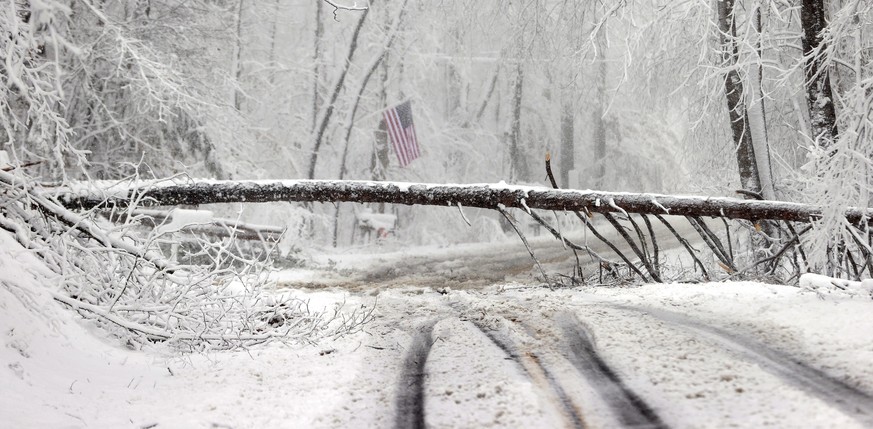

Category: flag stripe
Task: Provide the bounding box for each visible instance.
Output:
[388,109,409,167]
[383,101,420,168]
[384,110,407,166]
[406,126,418,158]
[409,125,420,158]
[387,109,409,166]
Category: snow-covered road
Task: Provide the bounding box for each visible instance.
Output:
[4,227,873,428]
[342,284,873,428]
[283,216,703,291]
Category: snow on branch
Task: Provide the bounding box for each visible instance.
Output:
[0,170,371,351]
[322,0,369,14]
[58,179,873,225]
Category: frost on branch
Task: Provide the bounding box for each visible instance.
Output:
[0,169,371,351]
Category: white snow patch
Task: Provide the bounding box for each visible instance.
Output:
[800,273,873,298]
[155,209,214,235]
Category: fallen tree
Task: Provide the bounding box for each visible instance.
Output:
[60,179,873,224]
[55,178,873,284]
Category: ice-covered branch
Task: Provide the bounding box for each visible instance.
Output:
[322,0,369,11]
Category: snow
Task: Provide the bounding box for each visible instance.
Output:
[800,273,873,298]
[0,150,10,170]
[3,230,873,428]
[63,178,808,208]
[155,208,214,234]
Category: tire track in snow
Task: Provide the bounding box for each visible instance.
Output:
[471,321,588,429]
[394,321,437,429]
[614,304,873,426]
[557,313,669,429]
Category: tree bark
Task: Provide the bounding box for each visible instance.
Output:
[559,96,575,189]
[268,0,280,86]
[718,0,762,196]
[801,0,838,148]
[232,0,245,111]
[592,30,607,188]
[509,63,528,182]
[60,180,873,225]
[473,65,500,124]
[311,0,324,132]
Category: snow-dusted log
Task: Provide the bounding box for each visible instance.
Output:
[59,180,873,224]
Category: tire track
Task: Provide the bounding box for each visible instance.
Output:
[394,321,437,429]
[614,304,873,426]
[472,321,588,429]
[557,313,669,429]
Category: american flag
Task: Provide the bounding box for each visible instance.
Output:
[383,100,420,167]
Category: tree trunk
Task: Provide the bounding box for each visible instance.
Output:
[509,63,529,182]
[559,96,575,188]
[748,2,776,200]
[60,180,873,225]
[592,29,607,189]
[311,0,324,133]
[307,6,370,179]
[232,0,245,111]
[445,30,462,121]
[333,0,408,247]
[268,0,280,86]
[473,65,500,125]
[717,0,762,196]
[591,8,608,189]
[801,0,838,148]
[337,0,407,181]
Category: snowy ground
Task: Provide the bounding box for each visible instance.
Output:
[3,230,873,428]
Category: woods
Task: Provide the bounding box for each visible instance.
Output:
[1,0,873,350]
[6,3,873,426]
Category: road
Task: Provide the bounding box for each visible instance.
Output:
[276,217,873,428]
[298,215,707,291]
[319,286,873,429]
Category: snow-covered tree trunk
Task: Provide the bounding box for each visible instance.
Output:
[268,0,281,86]
[717,0,763,197]
[801,0,839,149]
[233,0,245,111]
[747,2,776,201]
[59,180,873,225]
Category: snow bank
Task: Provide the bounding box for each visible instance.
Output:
[800,273,873,298]
[0,229,377,428]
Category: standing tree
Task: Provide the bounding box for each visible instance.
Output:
[717,0,763,198]
[801,0,839,150]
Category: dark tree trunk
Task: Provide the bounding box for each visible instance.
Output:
[60,180,873,225]
[509,64,529,182]
[717,0,762,196]
[473,65,500,124]
[801,0,839,148]
[307,5,370,179]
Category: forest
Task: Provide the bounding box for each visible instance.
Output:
[1,0,873,345]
